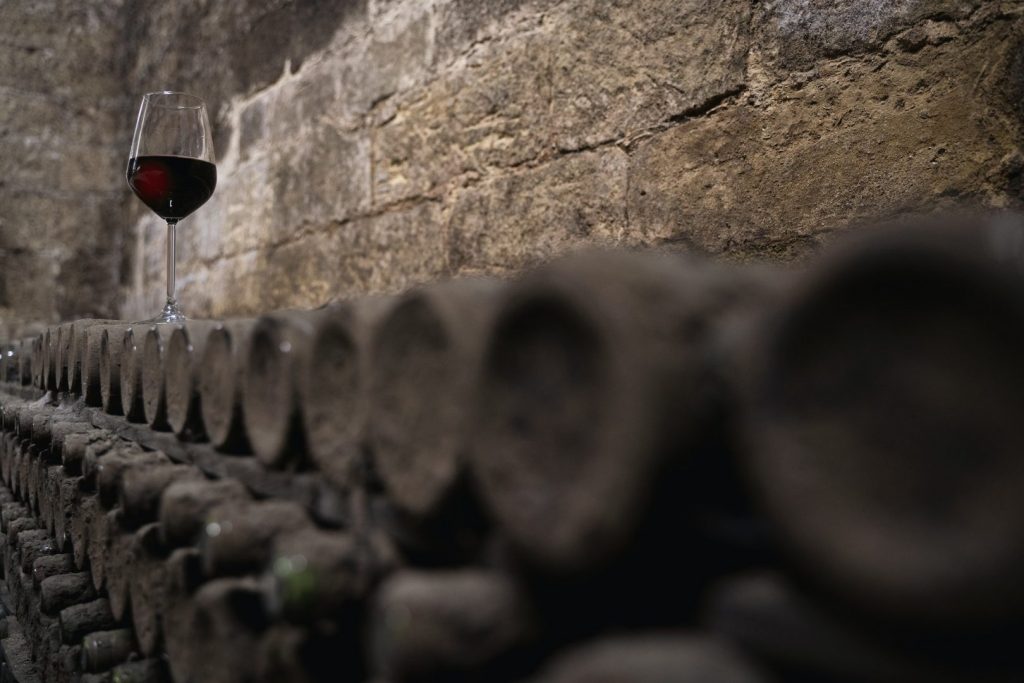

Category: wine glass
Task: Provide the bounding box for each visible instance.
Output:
[126,91,217,323]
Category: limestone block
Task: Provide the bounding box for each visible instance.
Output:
[627,18,1024,261]
[447,148,629,272]
[549,0,752,151]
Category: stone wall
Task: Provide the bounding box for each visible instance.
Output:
[1,0,1023,329]
[117,0,1024,320]
[0,0,129,339]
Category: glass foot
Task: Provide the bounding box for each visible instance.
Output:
[134,300,186,325]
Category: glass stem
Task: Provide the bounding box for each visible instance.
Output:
[157,220,185,322]
[166,220,177,307]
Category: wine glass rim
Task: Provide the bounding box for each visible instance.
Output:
[143,91,206,109]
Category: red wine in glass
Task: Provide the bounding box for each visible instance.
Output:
[126,91,217,323]
[127,155,216,221]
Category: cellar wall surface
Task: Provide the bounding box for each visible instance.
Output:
[120,0,1024,320]
[0,1,130,339]
[2,0,1024,332]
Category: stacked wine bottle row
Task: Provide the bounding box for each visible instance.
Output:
[1,217,1024,681]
